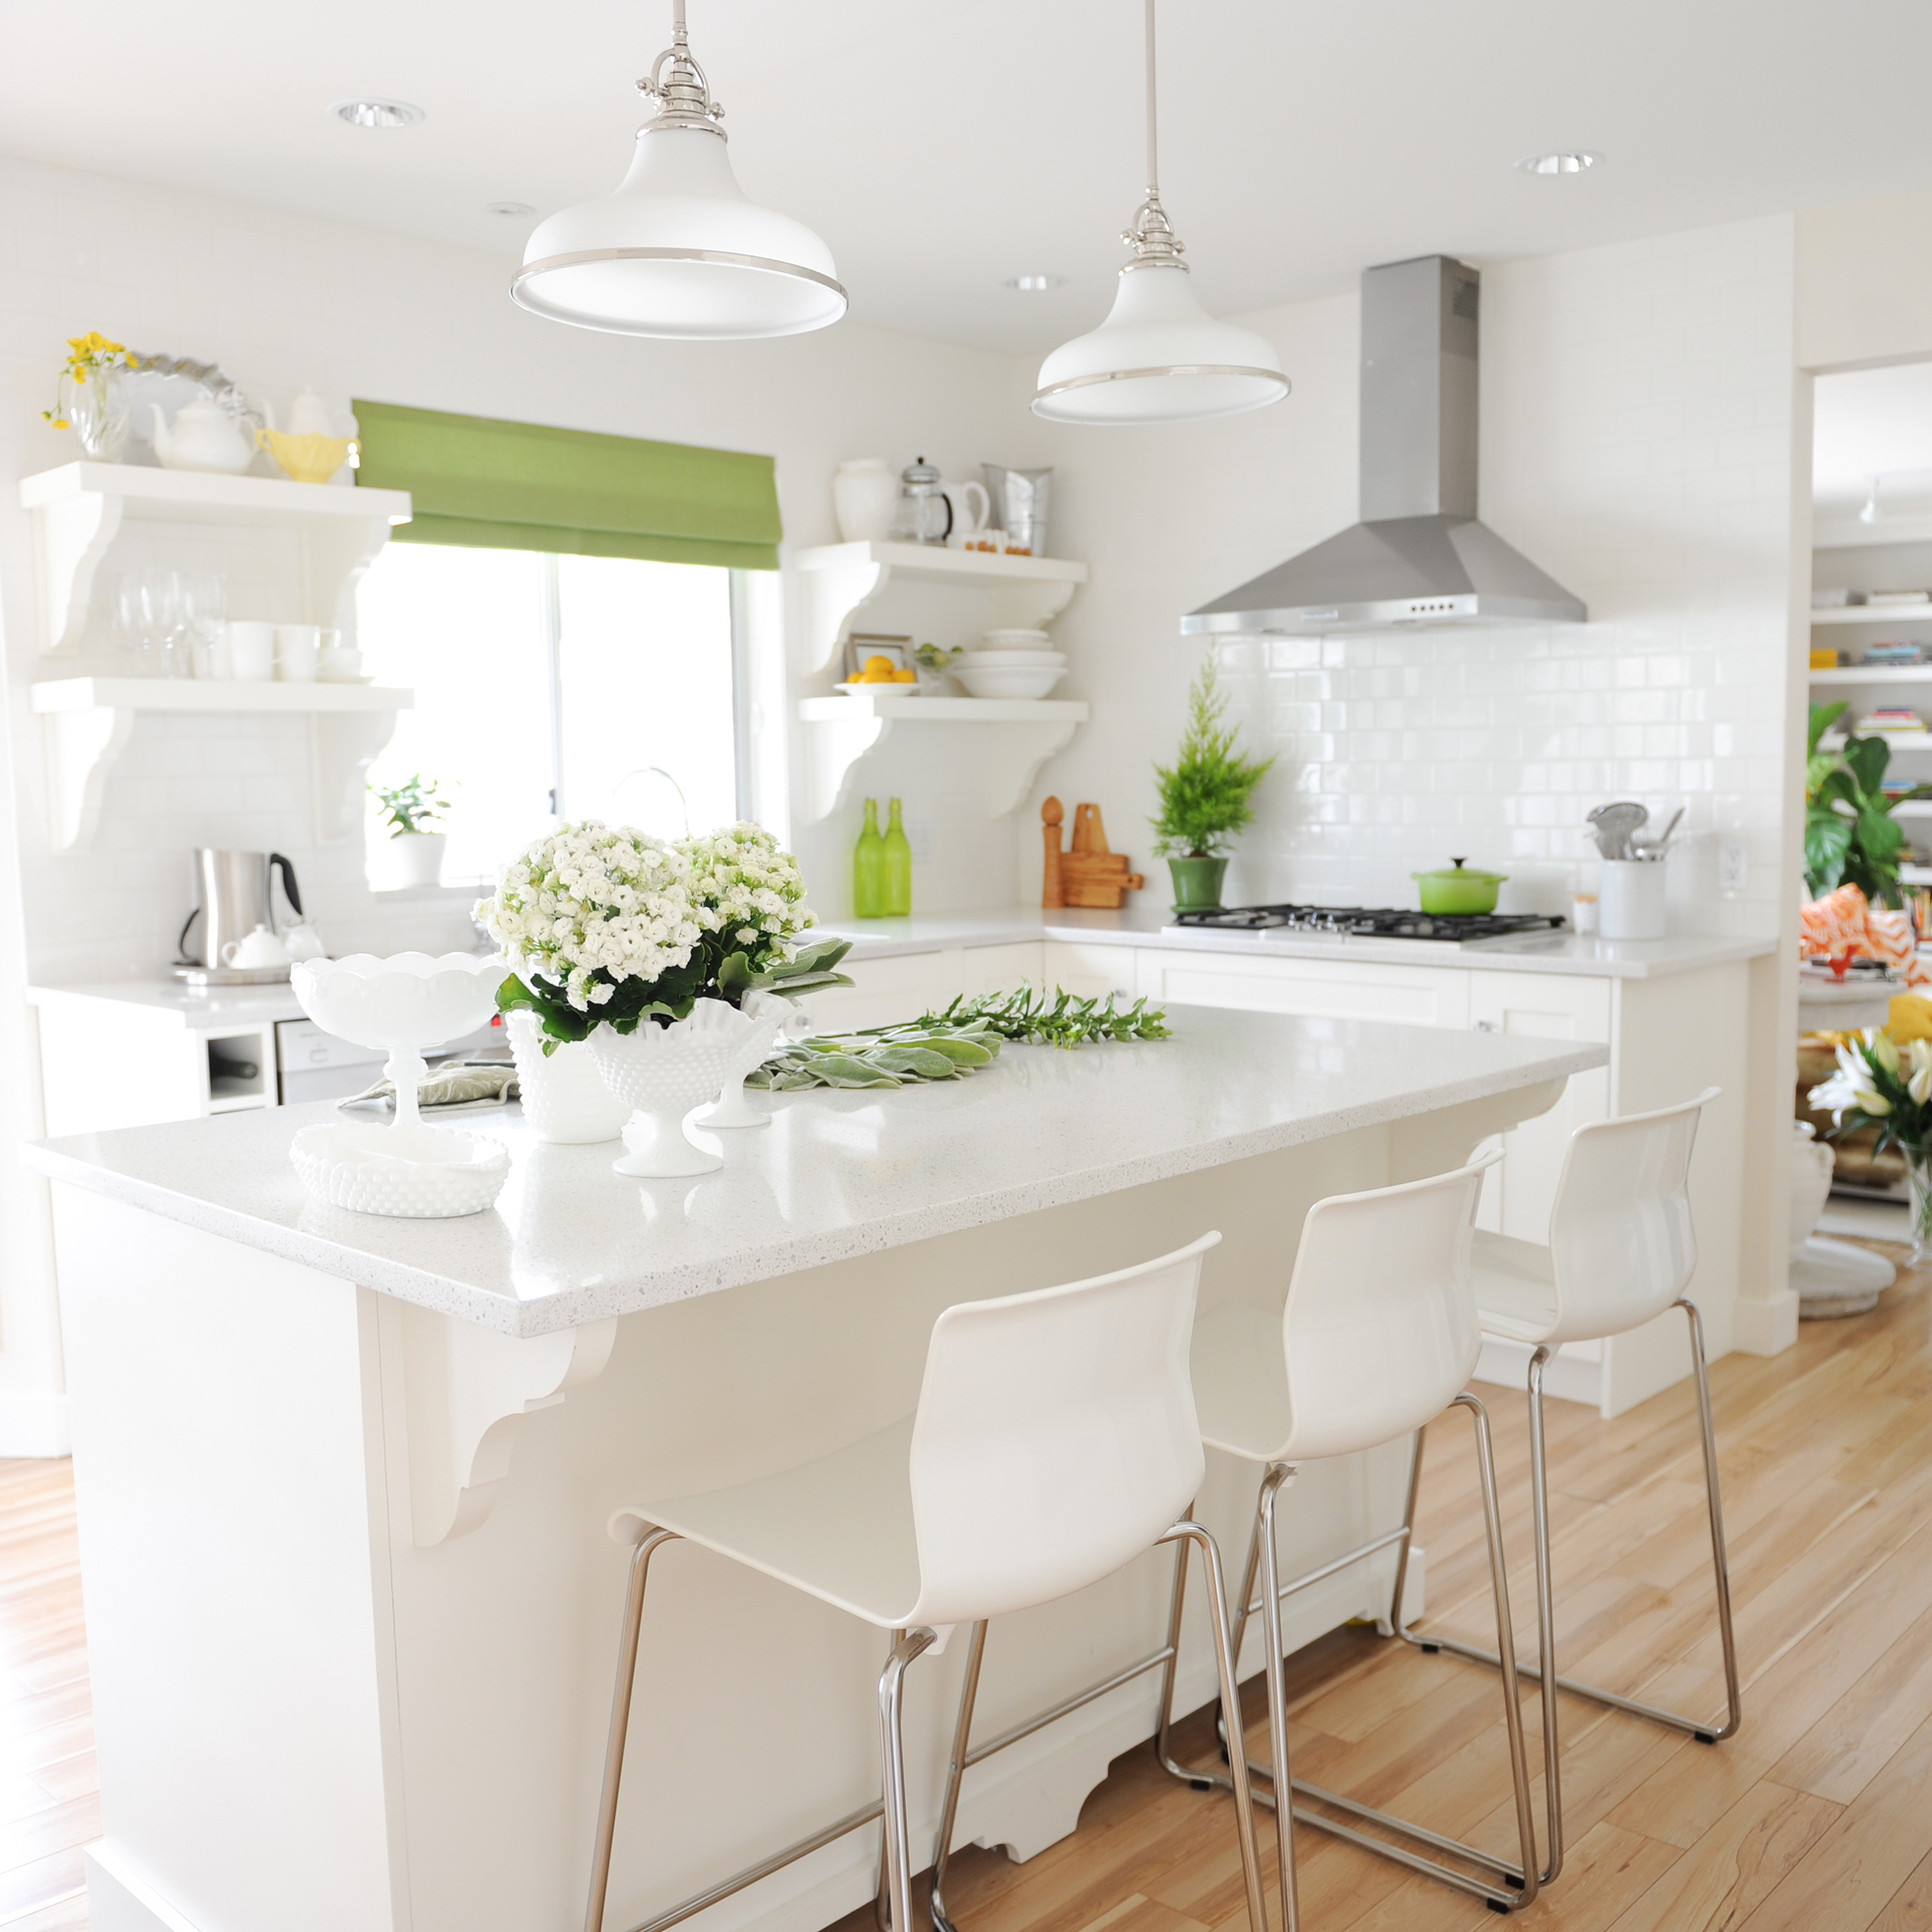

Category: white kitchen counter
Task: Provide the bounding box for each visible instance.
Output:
[26,1005,1605,1338]
[26,976,310,1026]
[35,1009,1600,1932]
[817,904,1778,979]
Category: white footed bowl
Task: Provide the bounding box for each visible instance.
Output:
[290,1121,510,1217]
[589,1000,775,1177]
[980,628,1053,650]
[693,995,788,1130]
[953,662,1066,699]
[292,951,503,1050]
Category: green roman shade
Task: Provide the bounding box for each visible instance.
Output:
[352,400,783,570]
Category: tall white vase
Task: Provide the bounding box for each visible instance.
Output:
[505,1010,633,1144]
[832,458,898,542]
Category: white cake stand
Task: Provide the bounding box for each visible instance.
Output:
[288,952,511,1217]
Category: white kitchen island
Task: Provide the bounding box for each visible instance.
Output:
[28,1007,1606,1932]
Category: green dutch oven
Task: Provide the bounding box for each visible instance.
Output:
[1412,858,1508,915]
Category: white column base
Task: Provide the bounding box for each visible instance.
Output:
[0,1391,71,1456]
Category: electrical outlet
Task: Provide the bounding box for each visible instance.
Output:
[1717,837,1749,895]
[906,819,935,864]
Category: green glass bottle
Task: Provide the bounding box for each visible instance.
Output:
[854,798,887,917]
[883,797,913,917]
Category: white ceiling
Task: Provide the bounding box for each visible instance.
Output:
[8,1,1932,359]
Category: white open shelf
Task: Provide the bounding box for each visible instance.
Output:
[1904,865,1932,884]
[1808,664,1932,684]
[1811,605,1932,625]
[798,693,1087,724]
[19,461,411,656]
[28,677,413,853]
[1818,733,1932,751]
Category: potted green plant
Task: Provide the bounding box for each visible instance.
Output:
[372,773,451,888]
[1805,701,1927,905]
[1150,659,1275,911]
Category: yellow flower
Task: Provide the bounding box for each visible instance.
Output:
[84,330,106,350]
[50,417,68,430]
[125,354,141,369]
[71,368,85,383]
[66,335,88,352]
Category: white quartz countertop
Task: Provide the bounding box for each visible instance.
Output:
[816,906,1776,979]
[24,1006,1606,1339]
[26,979,311,1027]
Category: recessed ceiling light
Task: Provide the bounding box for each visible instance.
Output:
[487,201,535,218]
[1004,274,1070,293]
[331,99,426,130]
[1515,151,1599,176]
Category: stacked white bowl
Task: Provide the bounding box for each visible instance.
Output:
[955,627,1067,699]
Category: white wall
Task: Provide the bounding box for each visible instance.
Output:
[1031,218,1799,940]
[0,154,1044,1450]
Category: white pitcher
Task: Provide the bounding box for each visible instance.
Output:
[942,478,992,547]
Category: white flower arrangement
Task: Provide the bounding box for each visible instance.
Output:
[675,821,814,972]
[475,821,707,1042]
[1809,1027,1932,1147]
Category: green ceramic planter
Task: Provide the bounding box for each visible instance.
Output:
[1168,856,1229,912]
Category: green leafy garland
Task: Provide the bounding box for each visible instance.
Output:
[748,988,1170,1090]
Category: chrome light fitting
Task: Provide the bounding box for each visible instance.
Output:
[1034,0,1287,426]
[332,99,424,129]
[511,0,846,340]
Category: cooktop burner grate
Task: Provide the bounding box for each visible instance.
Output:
[1169,904,1569,942]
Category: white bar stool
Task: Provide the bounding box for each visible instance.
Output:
[584,1233,1269,1932]
[1397,1086,1740,1891]
[1155,1151,1545,1921]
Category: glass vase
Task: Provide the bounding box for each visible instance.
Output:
[62,367,131,461]
[1907,1148,1932,1268]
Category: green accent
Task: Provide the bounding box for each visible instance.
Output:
[1150,658,1275,859]
[352,399,784,570]
[1412,862,1506,915]
[854,799,887,918]
[1167,856,1228,912]
[882,797,912,917]
[1805,699,1925,907]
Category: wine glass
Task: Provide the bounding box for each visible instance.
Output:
[139,570,189,679]
[182,571,227,677]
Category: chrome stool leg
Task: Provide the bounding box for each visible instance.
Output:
[931,1521,1269,1932]
[878,1630,938,1932]
[1160,1399,1543,1912]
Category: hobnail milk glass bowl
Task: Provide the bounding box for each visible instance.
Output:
[288,952,510,1216]
[693,991,794,1131]
[589,999,776,1177]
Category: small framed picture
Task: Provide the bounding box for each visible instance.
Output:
[846,634,912,680]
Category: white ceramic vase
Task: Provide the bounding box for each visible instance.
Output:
[387,832,448,888]
[589,999,775,1178]
[832,458,898,542]
[506,1009,633,1144]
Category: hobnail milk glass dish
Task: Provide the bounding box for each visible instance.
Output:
[589,999,775,1177]
[692,992,793,1131]
[288,952,509,1216]
[506,1009,634,1144]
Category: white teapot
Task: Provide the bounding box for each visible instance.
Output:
[221,924,293,971]
[283,923,328,962]
[149,393,254,474]
[261,388,351,438]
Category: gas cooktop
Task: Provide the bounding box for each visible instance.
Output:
[1166,904,1569,944]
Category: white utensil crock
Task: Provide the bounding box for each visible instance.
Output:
[507,1009,633,1144]
[1599,860,1667,939]
[589,1000,774,1177]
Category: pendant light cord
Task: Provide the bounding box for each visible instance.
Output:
[1144,0,1159,203]
[1123,0,1184,268]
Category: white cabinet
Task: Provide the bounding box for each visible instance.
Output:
[1133,947,1472,1029]
[802,941,1049,1033]
[1043,940,1137,1000]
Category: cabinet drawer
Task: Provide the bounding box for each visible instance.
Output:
[1133,949,1472,1029]
[1043,940,1138,1001]
[276,1019,385,1073]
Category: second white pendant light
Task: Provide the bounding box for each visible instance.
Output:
[512,0,846,340]
[1034,0,1288,425]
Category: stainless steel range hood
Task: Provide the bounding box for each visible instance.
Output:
[1182,255,1585,637]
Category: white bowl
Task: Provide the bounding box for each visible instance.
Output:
[953,663,1067,700]
[290,1120,511,1217]
[956,650,1066,667]
[978,628,1053,651]
[292,951,502,1050]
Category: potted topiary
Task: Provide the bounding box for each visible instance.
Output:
[1150,660,1274,911]
[372,773,450,888]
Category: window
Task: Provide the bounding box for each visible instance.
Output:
[356,544,742,884]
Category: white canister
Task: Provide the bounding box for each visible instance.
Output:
[832,458,899,542]
[505,1009,633,1143]
[228,620,276,681]
[276,622,320,682]
[1599,860,1668,939]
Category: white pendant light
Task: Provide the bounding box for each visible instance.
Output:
[512,0,846,340]
[1034,0,1288,425]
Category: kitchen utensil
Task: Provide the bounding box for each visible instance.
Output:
[942,478,992,548]
[1412,859,1508,915]
[1600,860,1668,939]
[1632,806,1686,861]
[228,620,276,680]
[952,662,1066,699]
[222,925,293,971]
[275,623,320,682]
[983,464,1053,558]
[147,393,254,474]
[1040,798,1144,910]
[176,849,303,972]
[887,456,952,546]
[978,628,1054,651]
[1586,800,1648,862]
[832,458,899,542]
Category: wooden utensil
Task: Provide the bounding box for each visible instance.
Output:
[1042,798,1144,909]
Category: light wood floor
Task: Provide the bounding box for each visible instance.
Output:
[4,1251,1928,1932]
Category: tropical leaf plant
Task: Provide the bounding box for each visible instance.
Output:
[1805,701,1924,907]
